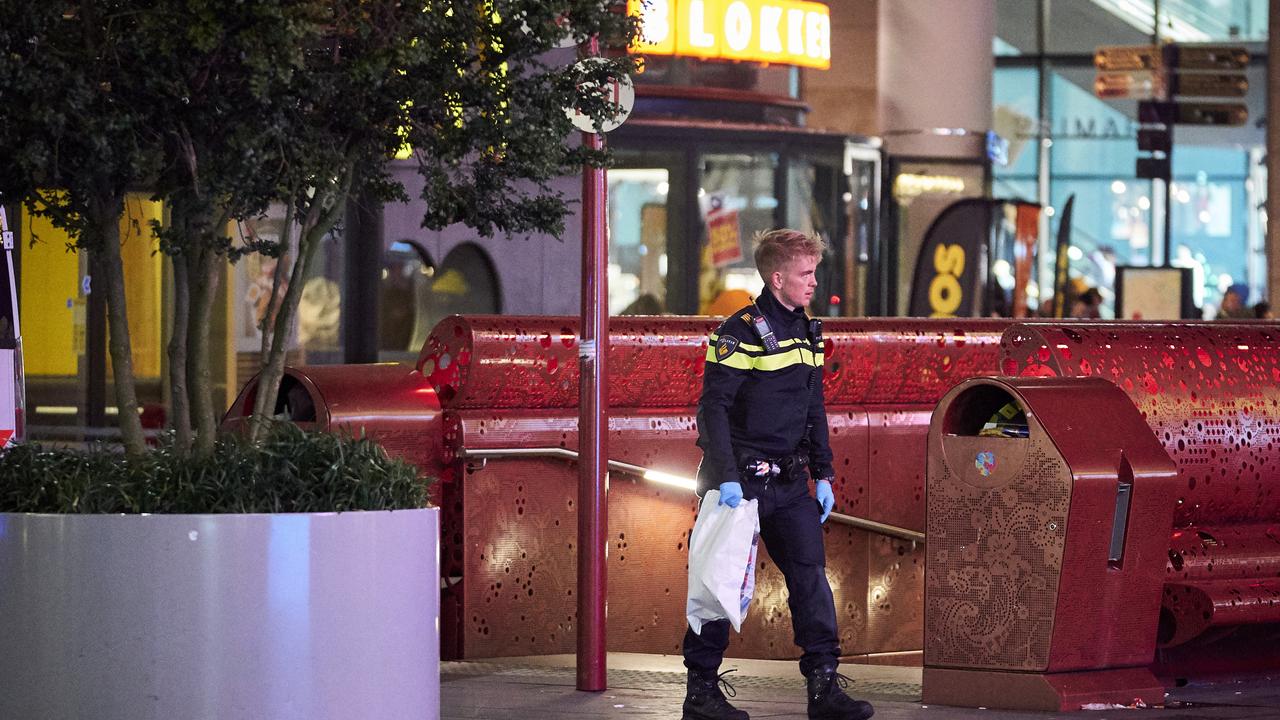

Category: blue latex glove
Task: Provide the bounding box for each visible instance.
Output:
[815,479,835,523]
[718,481,744,508]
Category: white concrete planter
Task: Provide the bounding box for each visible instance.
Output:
[0,508,439,720]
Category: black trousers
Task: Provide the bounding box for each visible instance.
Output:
[682,476,840,677]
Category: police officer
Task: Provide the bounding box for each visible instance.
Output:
[682,229,874,720]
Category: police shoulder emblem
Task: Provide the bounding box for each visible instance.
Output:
[715,335,739,360]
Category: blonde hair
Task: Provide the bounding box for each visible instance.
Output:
[753,229,826,283]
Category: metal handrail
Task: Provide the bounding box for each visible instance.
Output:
[456,446,925,543]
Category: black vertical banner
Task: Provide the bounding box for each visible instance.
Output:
[1051,194,1076,319]
[907,199,993,318]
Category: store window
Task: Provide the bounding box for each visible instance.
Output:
[378,240,435,361]
[297,229,344,362]
[1045,0,1153,55]
[993,61,1258,319]
[1042,0,1266,50]
[1168,148,1252,317]
[699,152,779,311]
[844,149,882,317]
[609,164,674,315]
[431,243,500,323]
[995,0,1267,318]
[992,65,1040,198]
[235,207,344,367]
[786,156,845,316]
[1048,69,1252,317]
[22,194,163,437]
[887,158,988,316]
[375,241,500,362]
[609,129,875,316]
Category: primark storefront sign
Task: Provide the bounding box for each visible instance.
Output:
[1056,116,1138,139]
[1004,117,1140,143]
[629,0,831,70]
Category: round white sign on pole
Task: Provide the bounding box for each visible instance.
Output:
[567,58,635,134]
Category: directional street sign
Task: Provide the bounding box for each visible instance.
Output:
[1094,44,1162,72]
[1104,44,1251,180]
[1169,45,1248,71]
[1175,102,1249,126]
[1166,45,1250,118]
[1171,72,1248,97]
[1094,70,1163,100]
[1096,44,1251,122]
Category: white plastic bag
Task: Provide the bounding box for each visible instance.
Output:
[686,489,761,634]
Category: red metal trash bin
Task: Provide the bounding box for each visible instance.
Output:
[924,376,1179,711]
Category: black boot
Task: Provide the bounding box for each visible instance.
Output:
[806,664,874,720]
[682,668,749,720]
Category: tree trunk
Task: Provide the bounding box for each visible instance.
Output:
[260,203,295,364]
[93,201,147,455]
[187,238,222,456]
[167,248,192,454]
[247,223,319,441]
[248,174,351,443]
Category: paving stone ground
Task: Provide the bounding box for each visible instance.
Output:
[441,653,1280,720]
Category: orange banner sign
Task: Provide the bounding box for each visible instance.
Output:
[630,0,831,70]
[707,208,743,267]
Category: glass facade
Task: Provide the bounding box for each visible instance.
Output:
[993,0,1267,319]
[374,241,501,363]
[608,159,679,315]
[699,151,781,306]
[20,195,171,439]
[378,240,437,362]
[234,206,346,369]
[997,0,1268,55]
[606,131,877,318]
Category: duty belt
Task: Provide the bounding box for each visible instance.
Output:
[739,452,808,484]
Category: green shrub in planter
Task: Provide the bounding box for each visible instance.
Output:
[0,421,440,720]
[0,422,430,514]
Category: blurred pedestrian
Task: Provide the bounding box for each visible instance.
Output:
[1217,284,1251,320]
[703,288,752,317]
[1069,287,1102,319]
[1253,301,1272,319]
[620,293,664,315]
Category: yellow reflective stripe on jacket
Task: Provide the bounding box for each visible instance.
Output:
[704,345,823,371]
[709,332,805,352]
[707,333,764,353]
[752,346,824,371]
[774,337,809,348]
[704,343,755,369]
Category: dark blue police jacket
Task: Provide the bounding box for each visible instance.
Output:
[695,287,834,494]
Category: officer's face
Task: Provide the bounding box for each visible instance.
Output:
[773,254,819,311]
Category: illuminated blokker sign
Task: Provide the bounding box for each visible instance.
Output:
[630,0,831,70]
